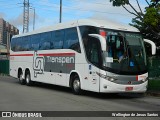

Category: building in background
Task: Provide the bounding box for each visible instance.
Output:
[0,18,19,52]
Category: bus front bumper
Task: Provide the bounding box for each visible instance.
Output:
[100,79,148,93]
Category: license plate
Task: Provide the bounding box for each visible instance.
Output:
[125,87,133,91]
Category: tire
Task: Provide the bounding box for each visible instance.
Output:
[72,75,82,95]
[18,71,25,85]
[25,71,32,86]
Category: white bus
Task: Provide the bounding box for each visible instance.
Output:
[10,19,156,94]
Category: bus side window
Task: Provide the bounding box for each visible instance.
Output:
[79,26,98,52]
[50,31,55,49]
[54,30,64,49]
[39,32,51,50]
[64,27,81,53]
[30,34,40,51]
[16,37,23,51]
[22,36,31,51]
[11,38,17,51]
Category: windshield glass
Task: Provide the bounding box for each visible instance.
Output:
[104,31,147,75]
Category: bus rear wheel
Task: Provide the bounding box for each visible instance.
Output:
[25,71,32,86]
[18,71,25,85]
[72,75,82,95]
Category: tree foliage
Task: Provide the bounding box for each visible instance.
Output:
[110,0,129,6]
[144,7,159,27]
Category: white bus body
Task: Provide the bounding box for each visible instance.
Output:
[10,19,155,94]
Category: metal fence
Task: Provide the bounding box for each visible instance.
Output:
[0,60,9,74]
[148,56,160,79]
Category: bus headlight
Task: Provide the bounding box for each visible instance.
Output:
[96,72,117,82]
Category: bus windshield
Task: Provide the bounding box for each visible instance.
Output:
[103,31,147,75]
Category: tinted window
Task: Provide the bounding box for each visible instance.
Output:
[86,37,102,67]
[54,30,64,49]
[50,31,55,49]
[30,34,41,51]
[22,36,31,51]
[80,26,98,50]
[64,28,81,53]
[11,28,81,51]
[79,26,102,67]
[14,37,23,51]
[80,26,98,39]
[39,32,51,50]
[11,38,17,51]
[11,36,31,51]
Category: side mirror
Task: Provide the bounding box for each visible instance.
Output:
[88,34,106,51]
[144,39,156,55]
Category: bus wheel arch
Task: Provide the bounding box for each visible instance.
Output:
[18,68,25,85]
[25,68,32,86]
[69,72,82,95]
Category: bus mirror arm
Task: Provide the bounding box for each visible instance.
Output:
[144,39,156,55]
[88,34,106,51]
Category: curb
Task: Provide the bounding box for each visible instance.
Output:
[0,73,8,76]
[146,91,160,97]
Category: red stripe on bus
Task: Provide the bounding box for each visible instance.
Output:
[136,75,138,81]
[38,53,75,56]
[10,54,33,56]
[10,53,75,57]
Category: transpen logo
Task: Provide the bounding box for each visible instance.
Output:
[44,54,75,74]
[33,51,45,77]
[46,56,75,66]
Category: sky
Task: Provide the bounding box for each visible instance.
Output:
[0,0,148,33]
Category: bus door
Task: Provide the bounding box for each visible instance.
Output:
[85,37,102,92]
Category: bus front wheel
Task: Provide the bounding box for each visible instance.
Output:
[72,75,82,95]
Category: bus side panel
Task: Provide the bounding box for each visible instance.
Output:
[10,59,18,78]
[10,51,33,79]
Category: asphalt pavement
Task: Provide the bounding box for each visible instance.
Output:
[0,75,160,120]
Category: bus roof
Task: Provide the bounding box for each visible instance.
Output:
[13,19,139,38]
[78,19,139,32]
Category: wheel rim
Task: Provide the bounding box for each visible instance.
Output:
[73,79,80,92]
[26,74,30,83]
[19,74,23,82]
